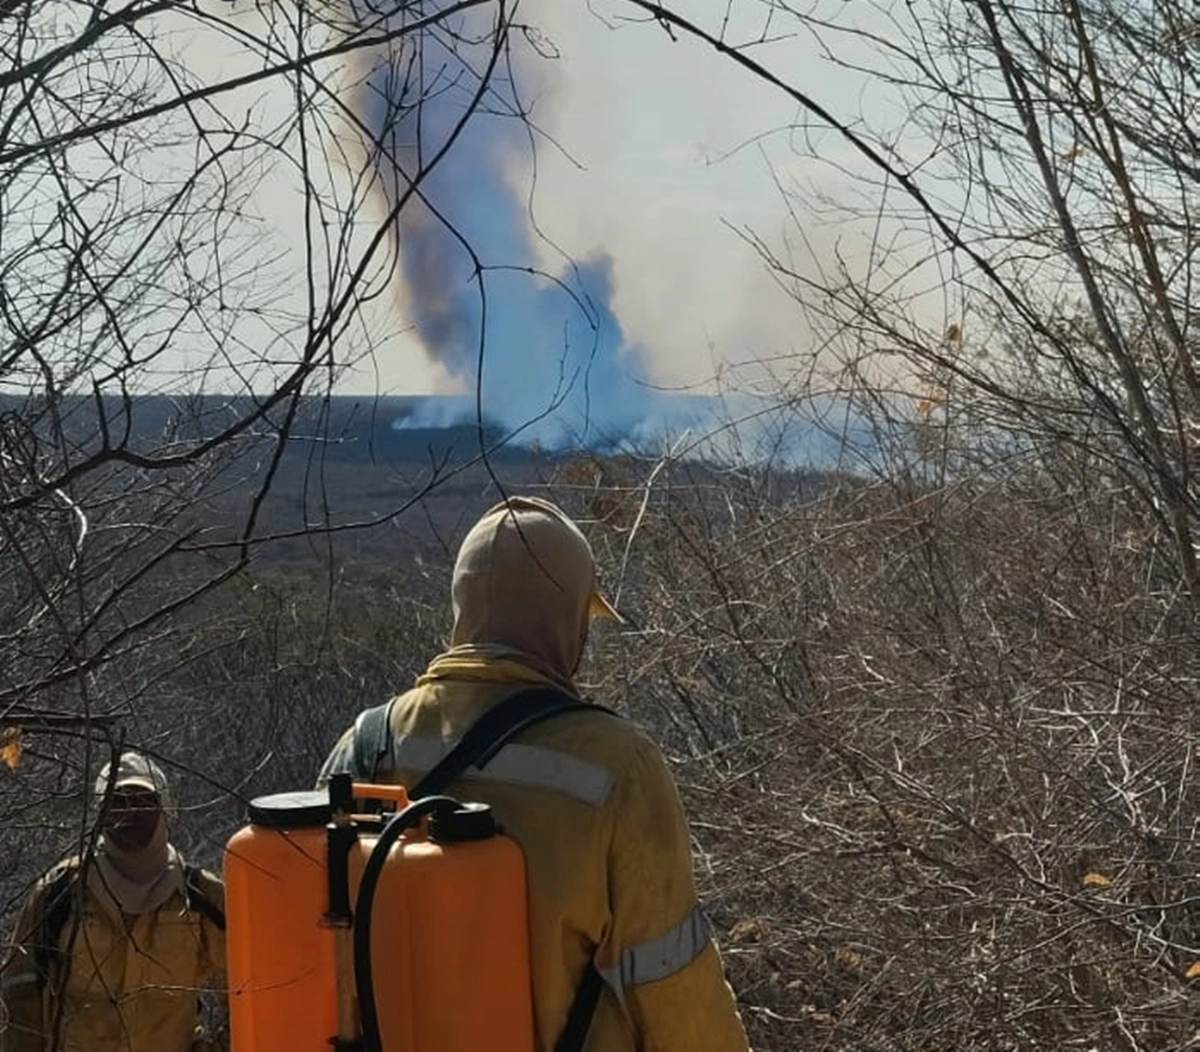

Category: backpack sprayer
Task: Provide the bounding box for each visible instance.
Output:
[224,775,535,1052]
[223,688,614,1052]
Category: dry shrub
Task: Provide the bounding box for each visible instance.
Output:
[565,456,1200,1051]
[3,451,1197,1052]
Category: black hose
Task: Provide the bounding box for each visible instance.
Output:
[353,795,462,1052]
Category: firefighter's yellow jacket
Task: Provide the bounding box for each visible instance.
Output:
[0,857,226,1052]
[318,653,753,1052]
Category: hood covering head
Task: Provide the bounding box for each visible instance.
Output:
[91,751,180,915]
[450,497,622,678]
[95,751,173,813]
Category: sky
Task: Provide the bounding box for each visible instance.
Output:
[169,0,896,404]
[18,0,915,457]
[508,0,886,392]
[15,0,1182,459]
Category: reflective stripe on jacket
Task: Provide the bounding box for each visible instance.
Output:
[0,858,226,1052]
[319,669,752,1052]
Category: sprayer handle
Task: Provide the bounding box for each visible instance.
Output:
[352,782,411,808]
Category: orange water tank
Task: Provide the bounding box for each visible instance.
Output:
[224,781,536,1052]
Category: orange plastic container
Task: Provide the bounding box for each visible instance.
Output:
[224,783,536,1052]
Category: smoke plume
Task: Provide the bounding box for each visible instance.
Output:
[354,6,658,445]
[353,3,855,464]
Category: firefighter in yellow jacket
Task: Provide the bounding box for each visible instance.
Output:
[318,496,752,1052]
[0,752,227,1052]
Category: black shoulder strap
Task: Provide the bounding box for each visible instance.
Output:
[36,864,78,984]
[406,686,616,1052]
[183,864,226,932]
[555,964,605,1052]
[409,686,615,798]
[353,699,396,781]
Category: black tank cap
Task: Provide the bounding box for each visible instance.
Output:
[428,801,497,843]
[247,790,331,828]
